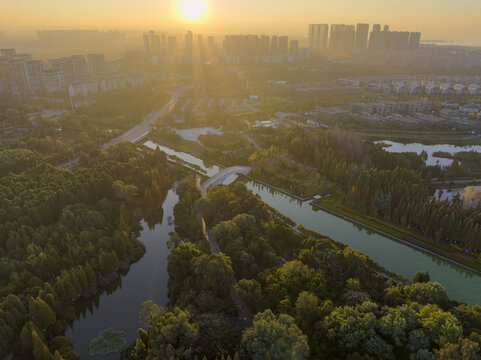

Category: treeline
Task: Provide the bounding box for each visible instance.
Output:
[124,182,481,359]
[271,129,481,251]
[0,149,40,178]
[0,143,180,359]
[63,86,169,132]
[249,147,328,197]
[346,168,481,248]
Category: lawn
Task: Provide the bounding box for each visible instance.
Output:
[251,158,332,199]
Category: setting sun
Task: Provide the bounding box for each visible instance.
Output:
[177,0,207,21]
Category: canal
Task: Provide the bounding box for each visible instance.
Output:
[144,141,481,305]
[66,141,481,359]
[66,187,179,359]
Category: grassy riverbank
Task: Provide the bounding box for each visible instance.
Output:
[315,194,481,274]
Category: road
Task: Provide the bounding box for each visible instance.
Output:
[55,86,190,170]
[431,178,481,186]
[101,86,190,151]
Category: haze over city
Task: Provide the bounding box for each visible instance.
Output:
[2,0,481,44]
[4,0,481,359]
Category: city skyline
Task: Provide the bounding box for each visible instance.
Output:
[1,0,481,45]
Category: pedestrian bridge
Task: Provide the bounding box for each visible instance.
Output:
[200,166,251,196]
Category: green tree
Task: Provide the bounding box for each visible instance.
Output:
[29,297,56,330]
[412,271,431,283]
[113,180,138,203]
[241,309,309,360]
[139,303,198,360]
[418,304,463,347]
[234,279,263,312]
[32,330,53,360]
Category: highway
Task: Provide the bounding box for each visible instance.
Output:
[101,86,190,151]
[55,86,190,170]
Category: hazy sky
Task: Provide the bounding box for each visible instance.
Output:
[2,0,481,43]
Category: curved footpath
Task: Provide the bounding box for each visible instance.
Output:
[196,175,253,323]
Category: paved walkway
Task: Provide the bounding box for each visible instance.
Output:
[196,172,253,323]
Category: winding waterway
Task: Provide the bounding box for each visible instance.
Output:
[145,141,481,305]
[66,141,481,358]
[66,187,179,359]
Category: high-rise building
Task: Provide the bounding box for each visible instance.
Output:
[308,24,329,54]
[42,70,64,93]
[369,24,382,49]
[0,49,16,59]
[270,36,278,56]
[153,36,161,54]
[149,31,156,53]
[408,32,421,49]
[70,55,88,78]
[197,34,204,56]
[289,40,299,57]
[390,31,410,50]
[5,59,27,94]
[87,54,106,75]
[207,36,216,56]
[368,24,417,51]
[160,34,167,53]
[355,23,369,50]
[185,31,193,57]
[330,24,355,53]
[49,55,87,86]
[278,36,289,56]
[168,36,177,56]
[23,60,44,93]
[260,36,270,57]
[0,60,9,92]
[143,34,151,54]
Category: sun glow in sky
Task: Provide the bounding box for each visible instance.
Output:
[2,0,481,44]
[177,0,207,21]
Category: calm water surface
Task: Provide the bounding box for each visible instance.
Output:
[67,142,481,357]
[146,141,481,305]
[66,187,179,359]
[376,140,481,167]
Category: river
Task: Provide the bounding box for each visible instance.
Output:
[66,141,481,358]
[144,141,481,305]
[65,187,179,359]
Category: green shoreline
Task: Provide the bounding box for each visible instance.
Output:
[312,199,481,276]
[145,137,481,277]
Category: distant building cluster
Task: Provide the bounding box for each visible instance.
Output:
[349,100,432,116]
[142,30,308,64]
[308,23,421,55]
[222,34,305,63]
[37,30,125,49]
[338,75,481,95]
[0,49,161,97]
[67,71,163,98]
[307,98,481,130]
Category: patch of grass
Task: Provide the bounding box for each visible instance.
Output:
[252,159,331,198]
